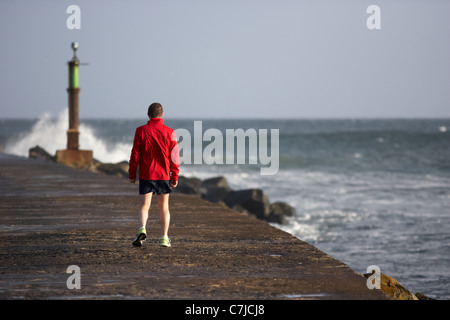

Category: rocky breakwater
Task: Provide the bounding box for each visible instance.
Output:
[174,175,295,225]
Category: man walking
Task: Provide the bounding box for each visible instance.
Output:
[129,102,179,247]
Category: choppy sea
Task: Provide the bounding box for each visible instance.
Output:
[1,110,449,299]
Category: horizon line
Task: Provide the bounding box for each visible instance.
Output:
[2,116,450,121]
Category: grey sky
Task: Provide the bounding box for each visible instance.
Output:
[0,0,449,119]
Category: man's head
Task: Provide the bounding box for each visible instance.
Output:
[148,102,163,119]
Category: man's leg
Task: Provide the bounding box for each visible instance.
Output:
[157,193,170,238]
[138,192,153,228]
[132,192,152,247]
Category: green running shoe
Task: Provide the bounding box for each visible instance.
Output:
[160,236,171,247]
[132,227,147,247]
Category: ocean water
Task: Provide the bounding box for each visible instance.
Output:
[1,111,449,299]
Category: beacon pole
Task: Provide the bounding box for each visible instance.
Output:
[56,42,93,168]
[67,42,80,150]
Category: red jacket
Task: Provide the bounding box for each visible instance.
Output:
[129,118,179,181]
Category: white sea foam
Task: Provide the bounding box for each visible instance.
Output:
[275,218,320,243]
[5,111,67,157]
[79,124,130,163]
[4,109,131,163]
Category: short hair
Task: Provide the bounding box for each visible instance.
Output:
[148,102,163,118]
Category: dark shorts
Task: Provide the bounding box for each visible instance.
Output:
[139,180,172,195]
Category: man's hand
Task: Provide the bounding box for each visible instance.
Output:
[170,180,178,188]
[129,178,136,184]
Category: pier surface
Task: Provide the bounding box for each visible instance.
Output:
[0,154,388,300]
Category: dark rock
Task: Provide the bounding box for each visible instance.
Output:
[200,176,231,203]
[267,213,285,225]
[267,202,295,224]
[224,189,270,220]
[415,292,435,300]
[267,202,296,224]
[29,145,55,162]
[175,176,202,195]
[96,161,129,178]
[227,203,250,216]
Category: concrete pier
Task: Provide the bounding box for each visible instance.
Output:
[0,154,388,300]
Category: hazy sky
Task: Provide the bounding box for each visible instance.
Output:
[1,0,449,119]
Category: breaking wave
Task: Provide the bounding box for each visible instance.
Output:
[4,109,131,163]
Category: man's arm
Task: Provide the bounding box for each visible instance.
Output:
[170,180,178,188]
[169,130,180,187]
[129,128,141,183]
